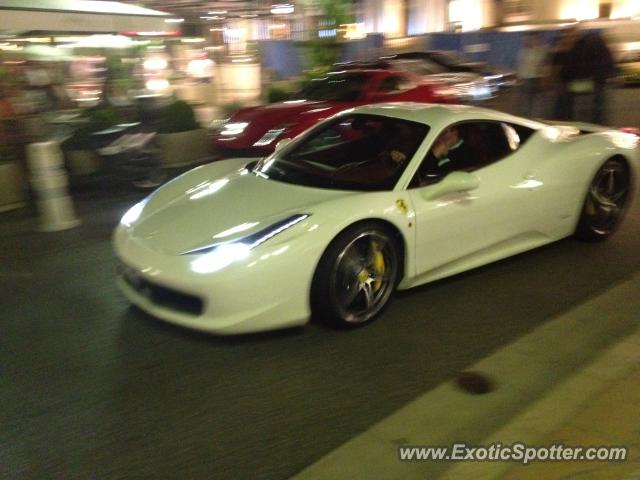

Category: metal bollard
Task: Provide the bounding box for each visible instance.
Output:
[27,141,81,232]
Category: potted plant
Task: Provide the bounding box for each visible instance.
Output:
[266,86,291,103]
[156,100,211,168]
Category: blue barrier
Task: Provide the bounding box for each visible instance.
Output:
[258,30,577,79]
[428,31,523,69]
[339,34,385,62]
[258,40,303,78]
[426,30,579,69]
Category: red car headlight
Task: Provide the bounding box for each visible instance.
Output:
[219,122,249,136]
[253,123,295,147]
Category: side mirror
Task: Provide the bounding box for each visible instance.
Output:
[275,138,292,152]
[420,171,480,201]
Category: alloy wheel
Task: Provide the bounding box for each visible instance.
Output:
[329,231,397,324]
[583,161,630,236]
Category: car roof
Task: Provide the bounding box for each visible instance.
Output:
[347,102,545,131]
[388,50,458,59]
[324,68,398,78]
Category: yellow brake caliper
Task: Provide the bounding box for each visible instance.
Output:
[371,240,385,291]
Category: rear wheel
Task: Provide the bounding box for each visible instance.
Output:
[575,158,631,241]
[312,223,400,328]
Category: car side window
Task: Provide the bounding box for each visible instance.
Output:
[397,76,415,91]
[379,76,412,93]
[410,121,521,189]
[508,123,536,146]
[379,76,400,93]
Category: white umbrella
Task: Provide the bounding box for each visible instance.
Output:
[5,44,74,61]
[69,35,144,51]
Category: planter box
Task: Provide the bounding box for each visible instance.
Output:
[0,162,27,212]
[66,150,102,175]
[157,128,211,168]
[174,83,216,106]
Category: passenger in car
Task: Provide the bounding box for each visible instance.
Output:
[427,126,471,169]
[433,127,463,167]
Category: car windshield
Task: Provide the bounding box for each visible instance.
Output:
[253,114,429,191]
[291,73,369,102]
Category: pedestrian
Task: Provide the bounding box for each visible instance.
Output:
[550,26,581,120]
[555,28,615,123]
[517,33,547,118]
[581,31,615,124]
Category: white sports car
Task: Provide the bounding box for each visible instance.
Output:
[114,103,638,334]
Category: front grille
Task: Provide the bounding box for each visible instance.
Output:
[119,263,204,316]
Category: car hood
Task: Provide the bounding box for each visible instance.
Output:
[460,62,514,77]
[427,72,482,84]
[129,162,349,255]
[233,100,348,125]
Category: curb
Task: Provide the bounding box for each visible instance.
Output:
[440,325,640,479]
[290,274,640,480]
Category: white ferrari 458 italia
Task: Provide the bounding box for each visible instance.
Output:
[114,103,638,334]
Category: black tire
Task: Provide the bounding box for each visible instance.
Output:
[575,157,631,242]
[311,222,400,328]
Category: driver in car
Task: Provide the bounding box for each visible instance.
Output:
[378,122,420,168]
[337,120,419,186]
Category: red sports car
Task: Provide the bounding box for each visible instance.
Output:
[212,69,453,158]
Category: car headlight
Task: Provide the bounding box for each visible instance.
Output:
[470,81,492,99]
[184,214,310,273]
[219,122,249,136]
[253,125,290,147]
[120,200,147,227]
[190,243,251,274]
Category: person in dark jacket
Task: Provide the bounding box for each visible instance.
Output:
[550,26,581,120]
[415,126,474,186]
[558,29,614,123]
[585,31,615,123]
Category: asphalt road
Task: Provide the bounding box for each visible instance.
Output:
[1,89,640,480]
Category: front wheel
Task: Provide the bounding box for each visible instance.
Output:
[312,223,400,328]
[575,158,631,242]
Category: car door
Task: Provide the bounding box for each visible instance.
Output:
[408,121,542,279]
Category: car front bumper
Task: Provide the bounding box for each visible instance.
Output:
[113,226,315,335]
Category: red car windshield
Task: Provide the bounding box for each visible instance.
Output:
[292,73,370,102]
[253,114,429,191]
